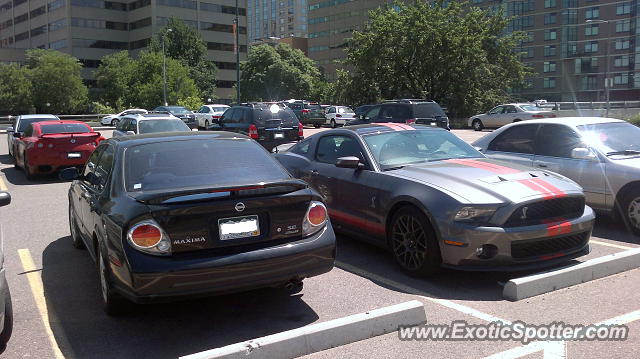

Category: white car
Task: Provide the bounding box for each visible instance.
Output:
[6,114,60,158]
[324,106,356,128]
[195,104,230,129]
[100,108,148,126]
[468,103,556,131]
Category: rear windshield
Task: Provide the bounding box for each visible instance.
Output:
[414,103,446,118]
[304,104,322,110]
[18,118,57,132]
[165,107,191,114]
[40,123,90,134]
[253,108,298,124]
[338,107,355,113]
[124,139,290,192]
[211,107,228,113]
[138,119,190,133]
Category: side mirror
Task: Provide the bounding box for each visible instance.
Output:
[13,132,21,138]
[125,131,135,136]
[473,146,483,152]
[0,191,11,207]
[6,127,14,133]
[571,147,597,160]
[336,156,364,170]
[59,167,80,181]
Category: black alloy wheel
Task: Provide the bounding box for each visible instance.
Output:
[390,206,442,277]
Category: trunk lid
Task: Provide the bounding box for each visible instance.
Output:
[39,133,101,150]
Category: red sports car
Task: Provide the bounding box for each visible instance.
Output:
[13,120,104,178]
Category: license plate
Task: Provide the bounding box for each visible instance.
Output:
[431,122,436,126]
[218,215,260,240]
[274,133,284,139]
[67,153,81,158]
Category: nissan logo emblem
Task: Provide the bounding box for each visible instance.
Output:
[70,138,76,144]
[235,202,246,212]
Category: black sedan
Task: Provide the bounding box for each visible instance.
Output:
[62,132,335,314]
[275,124,594,276]
[153,106,197,129]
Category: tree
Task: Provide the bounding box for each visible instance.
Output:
[130,51,200,109]
[25,49,88,114]
[240,43,322,101]
[150,18,217,101]
[95,51,137,109]
[344,0,531,117]
[0,64,33,115]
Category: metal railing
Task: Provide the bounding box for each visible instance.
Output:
[0,114,110,124]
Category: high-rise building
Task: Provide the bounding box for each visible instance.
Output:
[247,0,308,43]
[307,0,640,101]
[0,0,248,102]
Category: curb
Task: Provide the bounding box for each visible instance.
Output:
[180,300,426,359]
[503,247,640,301]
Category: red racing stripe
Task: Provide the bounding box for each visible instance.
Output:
[530,178,567,199]
[542,218,572,237]
[518,179,554,200]
[395,123,416,131]
[446,159,519,175]
[328,209,386,236]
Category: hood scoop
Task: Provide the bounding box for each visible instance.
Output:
[480,171,550,184]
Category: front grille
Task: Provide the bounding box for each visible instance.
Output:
[504,197,585,227]
[511,232,589,259]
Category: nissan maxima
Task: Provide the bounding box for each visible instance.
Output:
[62,132,336,314]
[275,123,595,276]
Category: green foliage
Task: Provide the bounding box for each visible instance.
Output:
[627,113,640,127]
[0,63,33,115]
[177,96,204,111]
[150,18,217,101]
[240,43,322,101]
[25,49,89,114]
[90,101,116,114]
[342,0,531,116]
[95,51,137,109]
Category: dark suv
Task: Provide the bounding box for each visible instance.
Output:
[286,101,326,128]
[216,103,304,151]
[347,99,450,130]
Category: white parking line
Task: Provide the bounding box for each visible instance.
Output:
[590,240,635,250]
[0,175,7,191]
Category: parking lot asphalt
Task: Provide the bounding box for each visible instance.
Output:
[1,128,639,359]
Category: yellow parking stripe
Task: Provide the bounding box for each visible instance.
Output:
[18,249,66,359]
[0,175,7,191]
[590,240,635,250]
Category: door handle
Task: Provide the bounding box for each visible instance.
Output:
[310,169,319,175]
[536,163,548,168]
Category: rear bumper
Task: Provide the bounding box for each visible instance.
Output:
[301,117,325,125]
[113,224,336,303]
[438,206,595,271]
[27,150,92,174]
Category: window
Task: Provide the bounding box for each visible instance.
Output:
[615,39,630,50]
[290,139,311,155]
[615,55,630,67]
[584,41,598,53]
[544,45,556,57]
[93,145,115,190]
[83,146,105,179]
[544,29,557,41]
[616,19,631,33]
[564,9,577,24]
[156,0,197,9]
[487,124,538,154]
[565,43,577,56]
[544,0,556,8]
[316,135,364,164]
[535,125,583,158]
[364,106,381,120]
[616,2,632,15]
[23,125,34,138]
[544,61,556,72]
[544,13,557,25]
[614,73,629,85]
[585,24,598,36]
[199,2,246,16]
[585,7,599,20]
[575,57,598,73]
[522,47,534,58]
[543,77,556,88]
[488,106,505,115]
[581,76,597,90]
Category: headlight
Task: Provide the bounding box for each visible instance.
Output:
[454,207,496,223]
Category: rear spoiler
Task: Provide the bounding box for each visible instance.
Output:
[39,132,100,138]
[130,179,308,205]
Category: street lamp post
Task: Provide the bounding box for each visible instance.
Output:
[235,0,240,103]
[162,28,173,107]
[586,19,611,117]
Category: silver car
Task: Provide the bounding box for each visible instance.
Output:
[473,117,640,235]
[6,114,60,158]
[0,191,12,350]
[468,103,556,131]
[112,113,191,137]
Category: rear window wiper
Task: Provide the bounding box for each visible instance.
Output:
[606,150,640,156]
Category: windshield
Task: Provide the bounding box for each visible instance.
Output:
[211,107,228,113]
[578,122,640,155]
[40,124,90,134]
[124,139,290,192]
[519,105,539,111]
[253,108,298,124]
[414,103,446,118]
[18,118,57,132]
[138,119,190,133]
[165,107,191,114]
[363,129,483,169]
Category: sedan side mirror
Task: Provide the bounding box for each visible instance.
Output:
[571,147,597,160]
[0,191,11,207]
[6,127,13,133]
[59,167,80,181]
[125,131,135,136]
[336,156,365,170]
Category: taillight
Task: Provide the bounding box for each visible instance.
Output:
[127,220,172,255]
[406,118,417,124]
[298,122,304,137]
[302,109,310,114]
[248,124,259,139]
[549,114,557,118]
[302,201,328,237]
[532,114,544,118]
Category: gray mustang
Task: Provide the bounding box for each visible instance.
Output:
[275,123,595,276]
[473,117,640,236]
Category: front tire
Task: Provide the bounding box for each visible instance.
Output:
[205,120,210,129]
[98,247,126,315]
[389,206,442,277]
[472,119,484,131]
[621,188,640,236]
[0,288,13,350]
[330,119,337,128]
[23,152,34,180]
[110,119,118,127]
[313,123,321,128]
